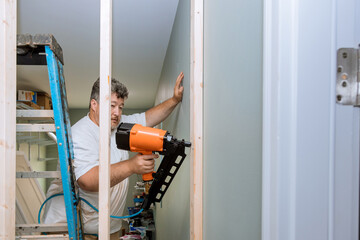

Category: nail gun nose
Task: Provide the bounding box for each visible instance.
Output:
[183,141,191,147]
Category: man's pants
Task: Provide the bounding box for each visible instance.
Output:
[84,231,120,240]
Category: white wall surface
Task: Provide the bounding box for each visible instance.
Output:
[262,0,360,239]
[334,1,360,239]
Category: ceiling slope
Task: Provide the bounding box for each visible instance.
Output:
[17,0,179,109]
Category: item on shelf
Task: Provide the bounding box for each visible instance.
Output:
[120,234,142,240]
[19,101,41,109]
[37,92,52,109]
[18,90,37,103]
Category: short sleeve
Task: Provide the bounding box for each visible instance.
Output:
[120,112,146,126]
[72,122,100,180]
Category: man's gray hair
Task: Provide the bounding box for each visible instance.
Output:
[89,77,129,109]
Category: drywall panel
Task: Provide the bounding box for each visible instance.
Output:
[153,0,191,239]
[204,0,263,239]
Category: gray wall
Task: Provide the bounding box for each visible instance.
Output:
[68,108,88,125]
[154,0,263,239]
[153,0,191,239]
[204,0,263,239]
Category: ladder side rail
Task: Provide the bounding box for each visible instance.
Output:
[45,46,80,240]
[58,61,77,202]
[58,62,75,161]
[58,61,84,238]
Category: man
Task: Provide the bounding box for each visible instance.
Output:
[43,72,184,239]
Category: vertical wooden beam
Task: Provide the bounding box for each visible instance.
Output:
[190,0,203,239]
[0,0,16,239]
[99,0,112,238]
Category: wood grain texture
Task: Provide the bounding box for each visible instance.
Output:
[99,0,112,239]
[190,0,203,239]
[0,0,17,238]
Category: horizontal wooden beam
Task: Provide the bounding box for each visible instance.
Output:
[16,234,69,240]
[16,223,68,234]
[16,171,61,178]
[16,110,54,118]
[16,124,56,132]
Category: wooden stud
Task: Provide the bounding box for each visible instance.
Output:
[0,0,17,239]
[99,0,112,239]
[190,0,204,239]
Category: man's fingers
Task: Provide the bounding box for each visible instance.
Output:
[144,159,155,165]
[141,154,158,160]
[176,72,184,86]
[174,72,184,103]
[143,160,155,172]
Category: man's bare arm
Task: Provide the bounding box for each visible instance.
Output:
[77,153,158,192]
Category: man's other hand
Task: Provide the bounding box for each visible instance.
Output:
[129,153,158,175]
[173,72,184,103]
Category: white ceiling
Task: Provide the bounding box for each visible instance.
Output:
[17,0,179,109]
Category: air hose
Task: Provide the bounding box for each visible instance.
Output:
[38,193,144,224]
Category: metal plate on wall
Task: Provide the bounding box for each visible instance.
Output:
[336,48,359,106]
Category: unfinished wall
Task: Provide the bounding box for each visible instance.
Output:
[203,0,263,239]
[18,135,47,192]
[153,0,190,239]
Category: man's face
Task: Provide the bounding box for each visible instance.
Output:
[110,93,124,129]
[90,93,124,130]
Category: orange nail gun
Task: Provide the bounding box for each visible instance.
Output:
[116,122,191,210]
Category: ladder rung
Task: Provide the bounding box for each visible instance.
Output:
[16,124,56,132]
[16,223,68,234]
[38,157,58,162]
[17,138,56,145]
[16,135,37,141]
[17,109,54,119]
[37,140,57,146]
[16,234,69,239]
[16,171,61,178]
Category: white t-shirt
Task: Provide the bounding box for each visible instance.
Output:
[43,113,146,234]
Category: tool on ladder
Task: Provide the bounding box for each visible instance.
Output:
[15,34,83,240]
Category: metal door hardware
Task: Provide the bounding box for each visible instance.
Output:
[336,47,360,106]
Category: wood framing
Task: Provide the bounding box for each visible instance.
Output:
[0,0,17,239]
[99,0,112,238]
[190,0,204,239]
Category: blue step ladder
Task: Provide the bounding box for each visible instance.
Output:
[15,34,83,240]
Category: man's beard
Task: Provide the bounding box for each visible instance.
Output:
[111,120,119,130]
